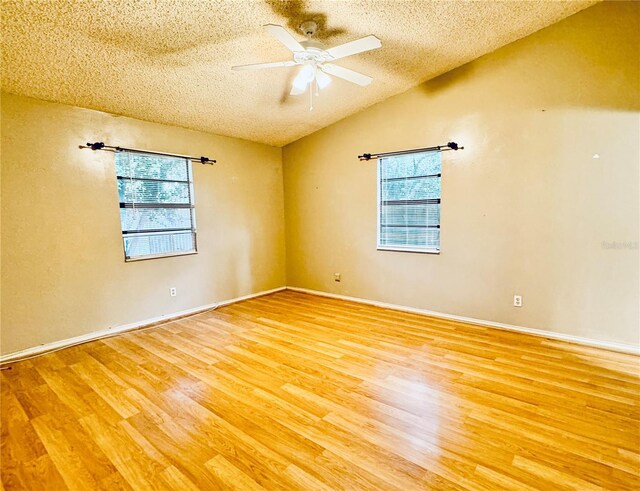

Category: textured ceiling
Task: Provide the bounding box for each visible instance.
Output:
[2,0,597,146]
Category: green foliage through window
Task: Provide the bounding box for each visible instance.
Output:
[378,151,441,251]
[115,152,197,260]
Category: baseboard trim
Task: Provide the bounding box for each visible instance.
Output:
[286,286,639,355]
[4,285,636,362]
[0,286,286,364]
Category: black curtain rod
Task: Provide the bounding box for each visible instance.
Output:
[358,141,463,161]
[80,142,216,165]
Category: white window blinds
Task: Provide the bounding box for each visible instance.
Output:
[115,151,197,261]
[378,150,441,253]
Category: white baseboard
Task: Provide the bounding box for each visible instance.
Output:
[286,287,640,355]
[4,284,636,362]
[0,286,286,364]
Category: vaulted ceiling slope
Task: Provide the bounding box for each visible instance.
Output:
[2,0,597,146]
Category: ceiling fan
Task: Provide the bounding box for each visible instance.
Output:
[232,21,381,110]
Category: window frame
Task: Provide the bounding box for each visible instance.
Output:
[376,151,441,255]
[115,151,198,262]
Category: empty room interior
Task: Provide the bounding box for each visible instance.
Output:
[1,0,639,489]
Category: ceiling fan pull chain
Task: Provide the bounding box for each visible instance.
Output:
[313,65,319,97]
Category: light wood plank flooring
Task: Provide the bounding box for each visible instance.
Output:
[1,290,639,490]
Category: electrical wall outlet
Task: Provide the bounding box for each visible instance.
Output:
[334,273,341,282]
[170,287,177,297]
[513,295,522,307]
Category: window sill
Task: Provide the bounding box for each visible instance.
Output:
[125,250,198,262]
[377,246,440,255]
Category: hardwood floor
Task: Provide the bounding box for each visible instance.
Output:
[1,290,639,490]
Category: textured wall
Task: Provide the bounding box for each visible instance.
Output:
[1,94,286,355]
[283,2,640,346]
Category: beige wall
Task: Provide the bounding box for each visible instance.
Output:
[1,93,286,355]
[283,2,640,346]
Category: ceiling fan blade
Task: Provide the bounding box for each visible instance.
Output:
[231,60,296,71]
[264,24,305,53]
[315,69,331,90]
[290,65,314,95]
[290,84,307,96]
[325,35,381,60]
[321,64,373,86]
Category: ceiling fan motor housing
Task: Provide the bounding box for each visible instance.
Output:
[294,41,333,64]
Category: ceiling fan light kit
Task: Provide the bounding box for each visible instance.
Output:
[232,21,381,111]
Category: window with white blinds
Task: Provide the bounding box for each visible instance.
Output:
[115,151,197,261]
[378,150,441,253]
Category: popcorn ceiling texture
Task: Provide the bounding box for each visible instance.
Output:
[1,0,597,146]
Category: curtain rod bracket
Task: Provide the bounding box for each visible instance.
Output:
[88,141,105,151]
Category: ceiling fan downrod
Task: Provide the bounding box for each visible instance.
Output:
[300,20,318,38]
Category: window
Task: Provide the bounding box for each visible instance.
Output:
[378,150,441,253]
[115,151,197,261]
